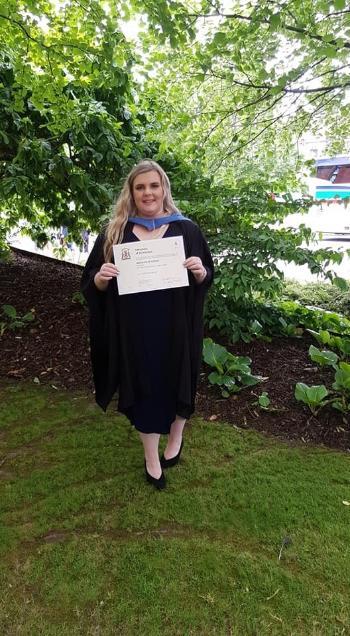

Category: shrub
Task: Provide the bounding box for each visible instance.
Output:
[282,279,350,317]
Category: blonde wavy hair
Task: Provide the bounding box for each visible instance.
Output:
[104,159,178,262]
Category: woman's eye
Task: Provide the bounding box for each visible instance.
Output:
[135,183,160,190]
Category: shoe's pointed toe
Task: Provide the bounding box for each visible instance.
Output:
[144,462,166,490]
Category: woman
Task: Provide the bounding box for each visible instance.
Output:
[81,159,213,490]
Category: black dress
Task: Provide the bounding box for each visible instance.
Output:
[121,223,178,434]
[81,219,214,433]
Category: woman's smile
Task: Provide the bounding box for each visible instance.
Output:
[132,170,164,217]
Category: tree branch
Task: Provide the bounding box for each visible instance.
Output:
[296,90,343,144]
[0,13,103,59]
[228,77,350,94]
[316,9,350,21]
[311,64,350,81]
[189,11,350,50]
[281,82,350,94]
[211,114,282,171]
[0,13,49,47]
[208,81,342,169]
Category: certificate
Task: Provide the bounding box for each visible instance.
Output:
[113,236,189,295]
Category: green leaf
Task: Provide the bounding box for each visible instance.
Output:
[213,32,227,45]
[239,372,262,387]
[333,337,350,357]
[333,277,348,292]
[331,399,347,413]
[222,376,238,391]
[22,311,35,323]
[208,371,225,386]
[269,86,283,96]
[250,320,263,334]
[258,392,270,408]
[333,362,350,392]
[203,338,230,373]
[0,130,9,144]
[269,13,281,30]
[318,330,331,345]
[321,46,338,58]
[308,345,339,368]
[2,304,17,318]
[294,383,329,408]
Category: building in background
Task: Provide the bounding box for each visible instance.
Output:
[316,156,350,183]
[314,157,350,200]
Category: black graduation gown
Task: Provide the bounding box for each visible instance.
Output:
[81,219,214,424]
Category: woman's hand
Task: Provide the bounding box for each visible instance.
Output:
[183,257,207,284]
[94,263,119,291]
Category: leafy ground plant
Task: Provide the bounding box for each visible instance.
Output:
[257,391,271,409]
[203,337,262,397]
[294,383,329,415]
[0,304,35,336]
[71,291,86,306]
[0,381,349,635]
[308,329,350,360]
[251,391,273,412]
[308,344,339,369]
[295,339,350,417]
[332,362,350,414]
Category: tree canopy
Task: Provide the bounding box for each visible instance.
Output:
[136,0,350,181]
[2,0,350,239]
[1,0,152,244]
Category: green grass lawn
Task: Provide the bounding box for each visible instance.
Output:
[0,380,349,635]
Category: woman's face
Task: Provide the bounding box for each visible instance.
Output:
[132,170,164,217]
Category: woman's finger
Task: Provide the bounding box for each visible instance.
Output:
[183,257,203,268]
[99,264,119,279]
[101,264,118,273]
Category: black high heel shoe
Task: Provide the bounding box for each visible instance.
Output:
[144,461,166,490]
[160,441,184,469]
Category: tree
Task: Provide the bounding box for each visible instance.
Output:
[131,2,350,338]
[136,0,350,176]
[0,0,160,246]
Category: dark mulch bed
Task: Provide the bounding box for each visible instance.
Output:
[1,249,349,452]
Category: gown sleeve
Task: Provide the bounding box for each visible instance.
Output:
[80,231,106,309]
[177,221,214,415]
[198,232,214,288]
[80,232,120,411]
[183,221,214,289]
